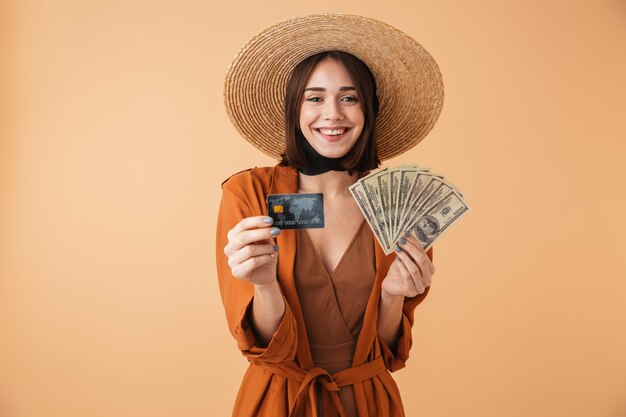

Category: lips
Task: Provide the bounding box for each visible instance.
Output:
[314,128,351,142]
[314,127,351,141]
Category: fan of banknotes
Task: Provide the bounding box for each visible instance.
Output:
[348,164,470,255]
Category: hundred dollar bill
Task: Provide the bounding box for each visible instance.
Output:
[395,171,438,242]
[408,189,470,250]
[348,182,392,253]
[361,168,392,243]
[402,179,464,237]
[389,165,420,240]
[397,174,443,235]
[352,162,469,252]
[395,167,421,240]
[360,177,393,253]
[389,167,402,240]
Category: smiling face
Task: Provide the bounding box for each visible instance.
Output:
[298,57,365,159]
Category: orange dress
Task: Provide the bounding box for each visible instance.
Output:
[295,220,375,417]
[215,164,433,417]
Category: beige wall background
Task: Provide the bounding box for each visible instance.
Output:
[1,1,625,416]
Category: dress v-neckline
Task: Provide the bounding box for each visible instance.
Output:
[301,219,367,278]
[270,164,395,371]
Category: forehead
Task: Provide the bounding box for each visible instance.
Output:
[305,58,354,87]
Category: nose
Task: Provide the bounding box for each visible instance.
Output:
[323,99,344,121]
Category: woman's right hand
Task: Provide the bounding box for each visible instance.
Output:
[224,216,280,287]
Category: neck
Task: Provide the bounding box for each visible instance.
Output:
[298,170,359,198]
[296,136,349,175]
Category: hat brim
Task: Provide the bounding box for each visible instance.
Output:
[224,12,444,161]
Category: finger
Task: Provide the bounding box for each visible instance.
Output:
[231,253,276,280]
[226,225,280,254]
[394,254,418,295]
[398,252,425,295]
[405,233,433,271]
[398,236,435,277]
[396,250,426,292]
[227,216,274,242]
[399,231,427,254]
[397,239,428,272]
[228,243,279,268]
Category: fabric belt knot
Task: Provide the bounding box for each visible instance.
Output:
[251,356,387,417]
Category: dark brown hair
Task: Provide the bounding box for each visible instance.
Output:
[279,51,380,175]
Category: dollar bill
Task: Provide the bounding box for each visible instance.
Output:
[361,168,392,243]
[348,182,392,253]
[389,164,421,240]
[351,163,470,252]
[389,166,402,240]
[361,178,392,252]
[395,167,421,240]
[402,179,464,236]
[395,171,439,242]
[407,189,470,250]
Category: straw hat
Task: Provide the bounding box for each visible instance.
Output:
[223,12,444,161]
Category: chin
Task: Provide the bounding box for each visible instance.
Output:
[319,151,349,159]
[315,144,354,159]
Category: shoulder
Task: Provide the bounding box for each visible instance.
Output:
[220,166,277,206]
[220,166,274,189]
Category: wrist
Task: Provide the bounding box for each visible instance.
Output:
[252,280,285,319]
[254,279,280,295]
[380,288,404,306]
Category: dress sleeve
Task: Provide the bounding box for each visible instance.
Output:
[215,185,298,364]
[379,247,433,372]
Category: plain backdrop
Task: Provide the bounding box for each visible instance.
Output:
[1,1,626,416]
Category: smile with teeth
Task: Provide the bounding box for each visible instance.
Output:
[316,128,349,136]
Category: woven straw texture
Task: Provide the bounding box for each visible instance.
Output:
[224,12,444,161]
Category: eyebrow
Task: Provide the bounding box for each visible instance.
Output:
[303,86,357,92]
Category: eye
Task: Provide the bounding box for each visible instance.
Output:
[341,96,359,103]
[305,96,322,102]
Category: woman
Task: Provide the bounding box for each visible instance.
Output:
[217,13,444,417]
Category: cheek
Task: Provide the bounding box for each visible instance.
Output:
[354,119,365,137]
[350,108,365,128]
[299,108,316,124]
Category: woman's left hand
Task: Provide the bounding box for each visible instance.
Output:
[381,232,435,298]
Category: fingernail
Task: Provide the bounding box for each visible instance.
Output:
[264,217,273,224]
[273,245,279,251]
[404,230,411,238]
[270,227,280,236]
[398,237,407,245]
[395,245,402,253]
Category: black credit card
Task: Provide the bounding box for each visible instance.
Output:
[266,193,324,229]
